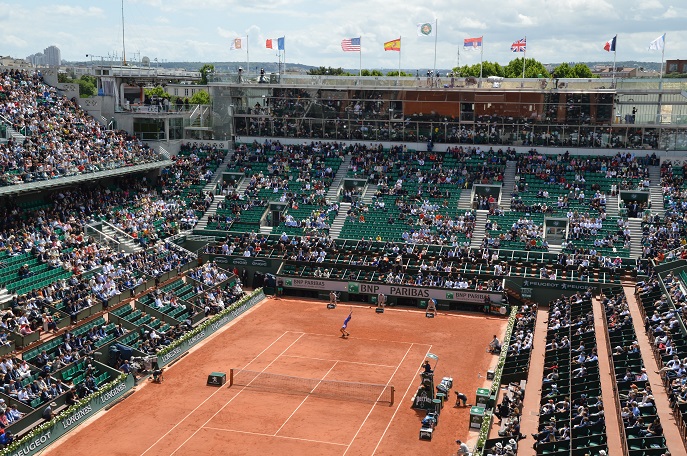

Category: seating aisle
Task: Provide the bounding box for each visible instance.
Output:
[591,296,624,454]
[624,285,687,456]
[519,309,549,456]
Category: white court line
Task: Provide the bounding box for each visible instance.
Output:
[342,342,415,456]
[371,345,434,455]
[300,331,432,347]
[274,361,339,437]
[281,354,397,369]
[139,330,294,456]
[203,427,347,447]
[169,333,306,456]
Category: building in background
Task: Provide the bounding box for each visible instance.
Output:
[26,45,62,67]
[666,59,687,75]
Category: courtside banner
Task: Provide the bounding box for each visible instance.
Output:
[157,289,266,367]
[6,374,136,456]
[279,277,501,304]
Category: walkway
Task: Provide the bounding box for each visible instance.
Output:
[518,308,549,456]
[624,285,687,456]
[591,296,624,455]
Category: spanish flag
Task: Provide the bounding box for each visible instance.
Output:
[384,38,401,52]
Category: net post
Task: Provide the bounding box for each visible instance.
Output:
[390,386,395,406]
[229,368,234,387]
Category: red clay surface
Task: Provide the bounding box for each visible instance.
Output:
[44,297,507,456]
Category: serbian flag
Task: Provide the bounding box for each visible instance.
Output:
[464,37,483,50]
[384,38,401,52]
[604,35,617,52]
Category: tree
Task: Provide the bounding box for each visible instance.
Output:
[552,63,573,78]
[504,58,550,78]
[307,66,348,75]
[144,86,168,99]
[190,90,211,105]
[386,70,412,77]
[571,63,594,78]
[77,75,97,97]
[199,64,215,85]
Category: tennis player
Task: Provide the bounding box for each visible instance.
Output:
[340,310,352,337]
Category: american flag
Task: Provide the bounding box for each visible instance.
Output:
[511,38,526,52]
[341,37,361,52]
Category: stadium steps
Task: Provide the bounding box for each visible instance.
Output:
[6,125,26,141]
[456,191,472,210]
[546,244,562,254]
[192,150,237,230]
[99,222,143,253]
[470,210,488,249]
[501,160,517,205]
[591,295,625,455]
[236,175,252,196]
[0,289,12,306]
[627,218,643,259]
[605,194,619,218]
[361,184,377,205]
[624,286,687,456]
[328,202,351,239]
[325,154,352,202]
[259,225,272,235]
[647,164,664,217]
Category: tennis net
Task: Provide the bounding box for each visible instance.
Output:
[229,368,395,405]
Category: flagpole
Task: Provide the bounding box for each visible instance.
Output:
[398,36,401,86]
[522,36,527,79]
[479,36,484,82]
[246,34,250,78]
[433,19,438,87]
[657,34,666,124]
[611,34,618,87]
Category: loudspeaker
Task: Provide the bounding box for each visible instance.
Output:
[207,372,227,386]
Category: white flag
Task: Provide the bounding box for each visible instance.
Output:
[648,33,665,51]
[230,37,246,51]
[417,22,435,37]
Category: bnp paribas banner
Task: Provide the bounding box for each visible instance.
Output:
[280,277,501,304]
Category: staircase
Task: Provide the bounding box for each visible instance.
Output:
[500,160,517,206]
[329,202,351,238]
[628,217,644,259]
[456,190,472,210]
[470,210,489,249]
[96,221,143,253]
[193,149,237,232]
[325,155,352,202]
[605,194,619,218]
[0,289,12,306]
[6,125,26,142]
[647,164,664,217]
[361,184,377,206]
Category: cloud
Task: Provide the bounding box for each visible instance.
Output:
[52,5,105,17]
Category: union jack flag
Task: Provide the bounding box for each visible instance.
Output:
[511,38,526,52]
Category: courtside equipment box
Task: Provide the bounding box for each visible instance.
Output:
[487,370,495,380]
[425,312,435,318]
[207,372,226,386]
[327,303,336,309]
[375,307,384,314]
[419,426,434,440]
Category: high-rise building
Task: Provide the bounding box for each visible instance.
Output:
[25,45,61,66]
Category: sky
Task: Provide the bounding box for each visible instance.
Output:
[1,0,685,71]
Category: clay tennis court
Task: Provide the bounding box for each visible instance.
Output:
[44,296,506,456]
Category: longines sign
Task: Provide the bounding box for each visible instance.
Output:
[279,277,501,303]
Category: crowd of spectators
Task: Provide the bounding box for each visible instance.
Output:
[0,69,161,186]
[189,262,230,287]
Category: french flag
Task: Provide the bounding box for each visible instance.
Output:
[604,35,616,52]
